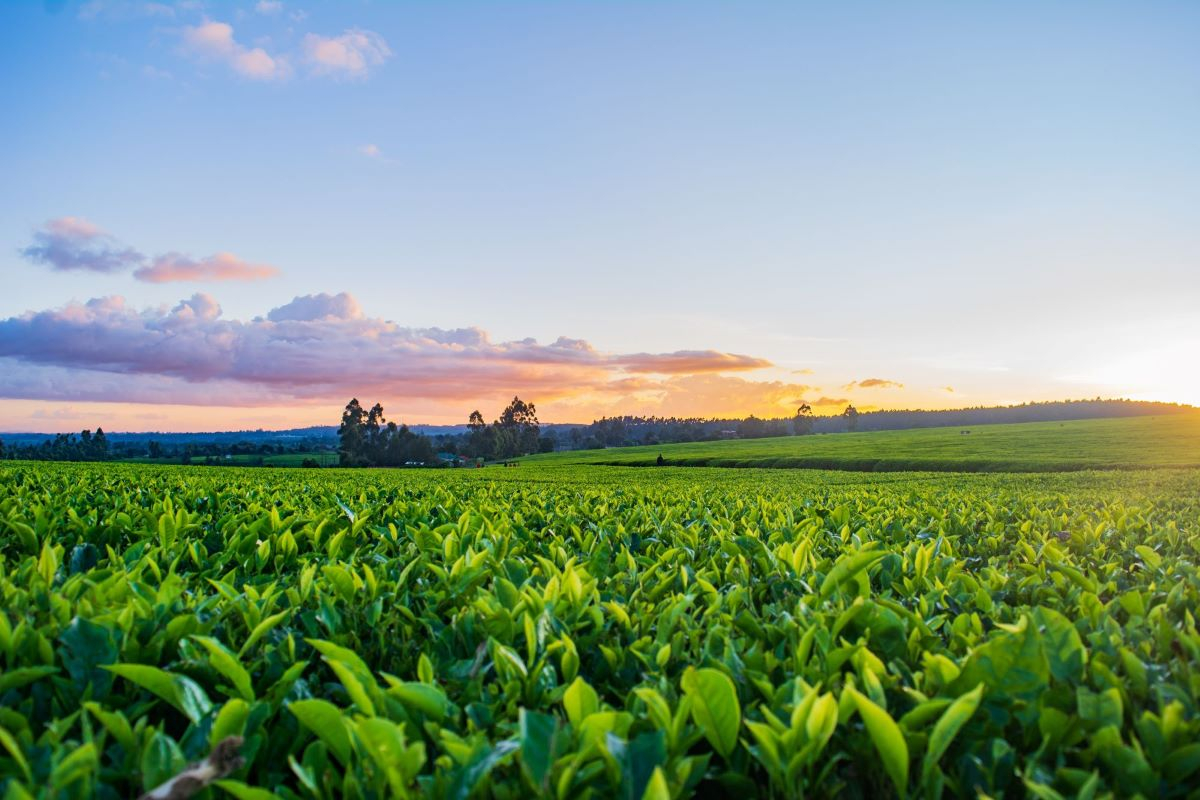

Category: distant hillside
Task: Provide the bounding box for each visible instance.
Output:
[811,398,1195,433]
[527,414,1200,473]
[565,399,1196,450]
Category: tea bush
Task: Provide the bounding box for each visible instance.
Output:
[0,463,1198,798]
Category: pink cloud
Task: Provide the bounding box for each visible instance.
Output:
[134,252,280,283]
[0,293,780,410]
[181,20,290,81]
[617,350,772,374]
[302,29,391,78]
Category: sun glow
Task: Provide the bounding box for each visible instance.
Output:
[1076,341,1200,409]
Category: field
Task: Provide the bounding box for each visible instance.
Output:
[120,452,338,468]
[1,460,1199,798]
[528,414,1200,472]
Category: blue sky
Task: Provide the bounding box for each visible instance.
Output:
[1,1,1198,430]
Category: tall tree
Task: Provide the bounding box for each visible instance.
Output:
[92,427,108,458]
[497,396,540,456]
[793,403,814,435]
[465,410,488,458]
[366,402,386,463]
[338,399,368,466]
[842,405,860,433]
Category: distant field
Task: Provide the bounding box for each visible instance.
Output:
[526,413,1200,472]
[120,451,336,467]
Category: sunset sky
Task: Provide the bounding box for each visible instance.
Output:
[2,1,1198,432]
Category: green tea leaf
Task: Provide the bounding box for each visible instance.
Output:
[104,664,213,724]
[289,699,352,766]
[519,708,560,792]
[820,549,886,599]
[681,667,741,759]
[193,636,255,701]
[921,683,983,783]
[847,686,909,797]
[563,676,599,727]
[215,780,281,800]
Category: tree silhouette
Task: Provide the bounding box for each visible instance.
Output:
[338,399,367,466]
[496,396,540,458]
[338,398,435,467]
[794,403,815,435]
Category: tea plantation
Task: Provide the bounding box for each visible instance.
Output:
[1,462,1199,798]
[527,414,1200,472]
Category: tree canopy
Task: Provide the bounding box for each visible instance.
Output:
[337,399,435,467]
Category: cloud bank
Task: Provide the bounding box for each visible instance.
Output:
[0,293,781,412]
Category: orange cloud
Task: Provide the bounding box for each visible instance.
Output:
[616,351,771,374]
[809,396,851,407]
[134,252,280,283]
[560,374,823,419]
[844,377,904,390]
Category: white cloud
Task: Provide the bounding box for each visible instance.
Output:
[266,292,361,322]
[255,0,283,14]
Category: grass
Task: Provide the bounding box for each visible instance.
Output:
[525,413,1200,472]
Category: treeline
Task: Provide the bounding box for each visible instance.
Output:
[558,404,849,448]
[556,399,1192,449]
[159,438,334,462]
[0,432,335,464]
[0,429,111,461]
[813,398,1192,433]
[336,396,551,467]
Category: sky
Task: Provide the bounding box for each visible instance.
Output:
[1,0,1198,432]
